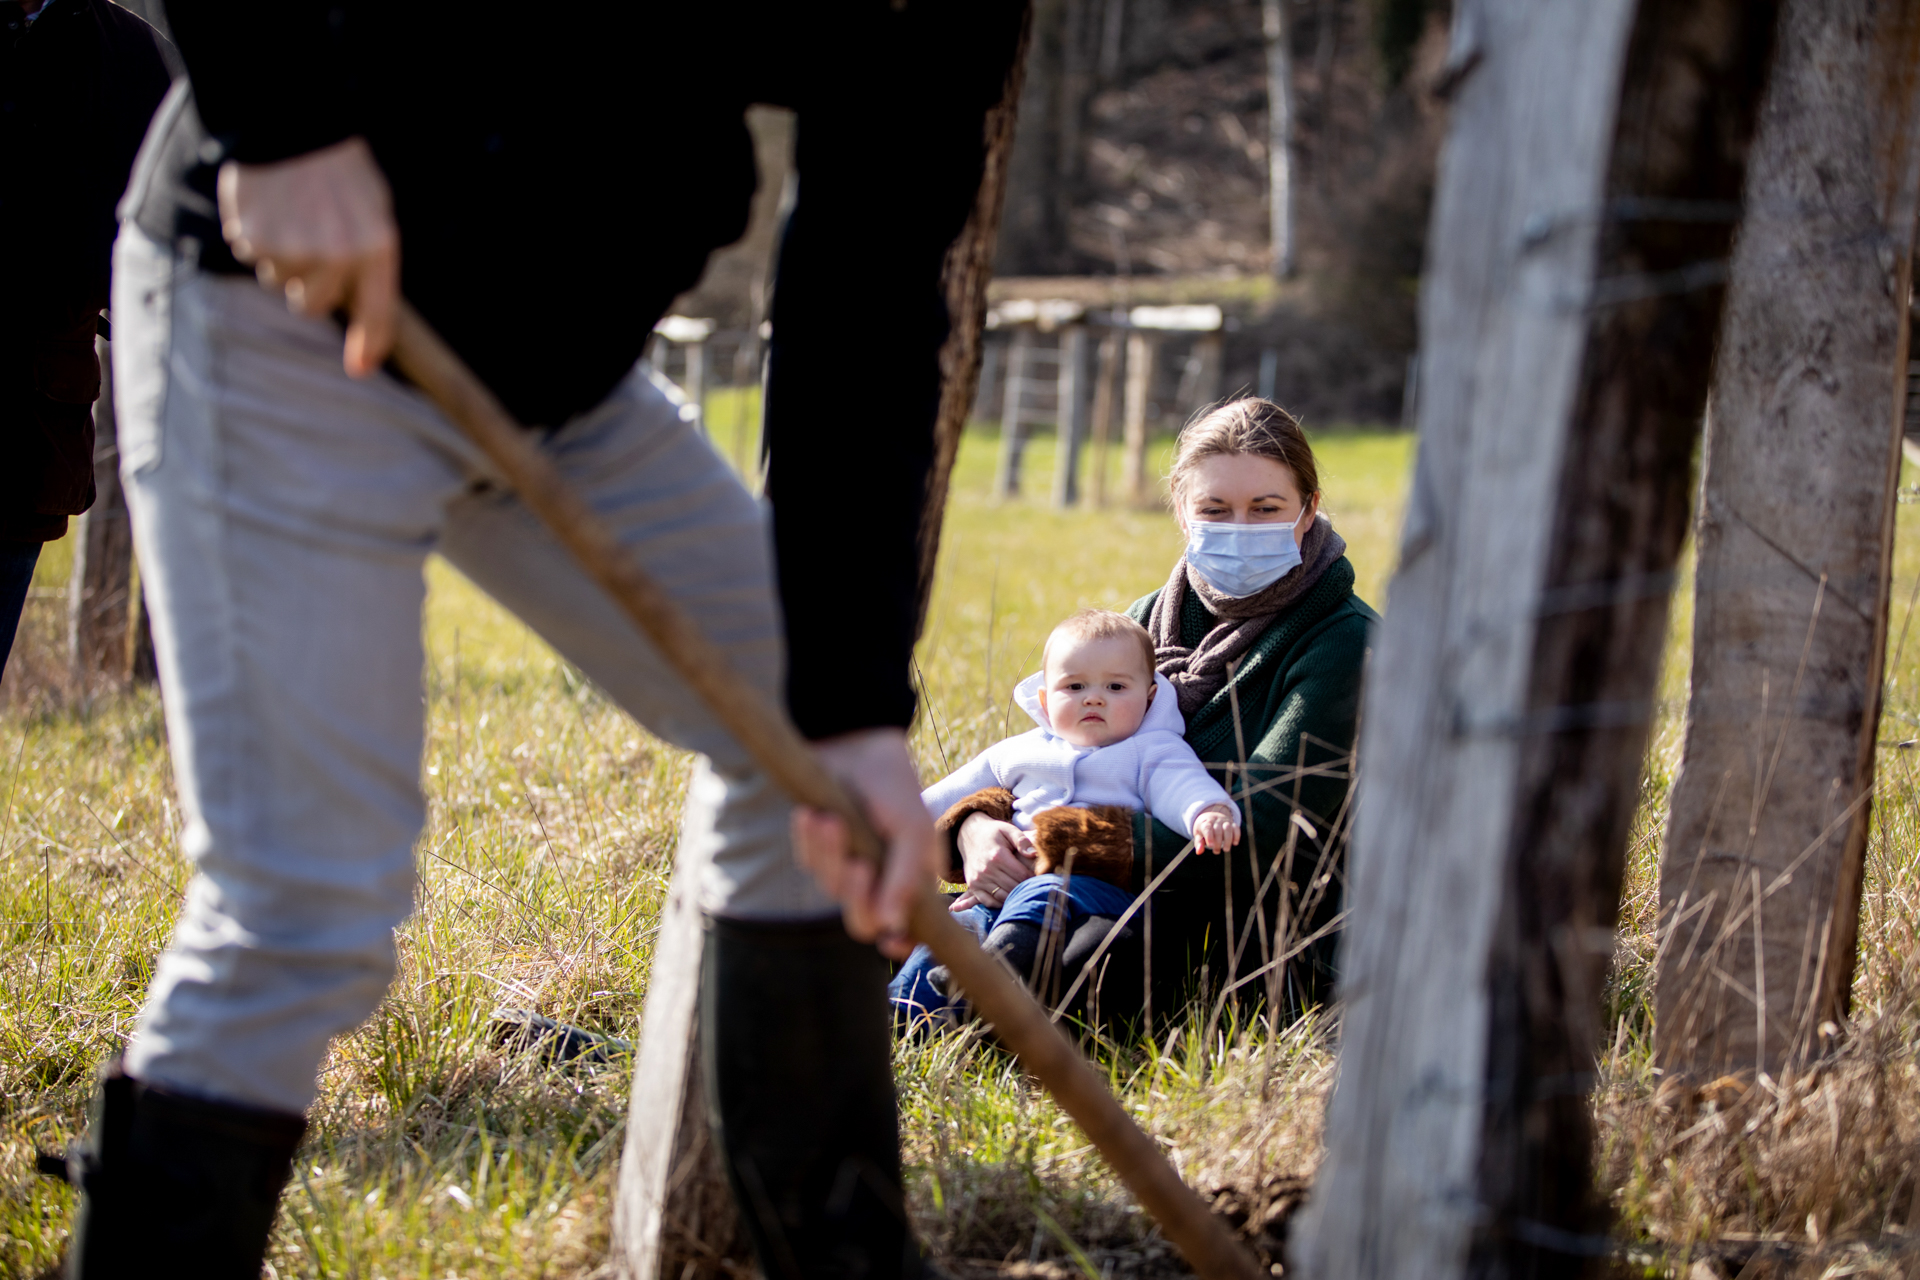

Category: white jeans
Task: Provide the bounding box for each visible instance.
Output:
[111,229,834,1112]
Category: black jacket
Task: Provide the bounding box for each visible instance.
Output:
[130,0,1024,736]
[0,0,171,543]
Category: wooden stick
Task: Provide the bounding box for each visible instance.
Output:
[388,300,1264,1280]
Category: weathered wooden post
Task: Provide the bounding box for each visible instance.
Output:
[1120,328,1157,503]
[1656,0,1920,1081]
[1295,1,1775,1275]
[68,332,135,690]
[995,324,1034,497]
[976,338,1003,423]
[1190,330,1222,414]
[610,8,1032,1273]
[1052,323,1090,508]
[1086,327,1121,507]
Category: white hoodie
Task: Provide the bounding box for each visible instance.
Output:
[920,671,1235,838]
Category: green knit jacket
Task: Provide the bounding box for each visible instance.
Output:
[1125,556,1378,999]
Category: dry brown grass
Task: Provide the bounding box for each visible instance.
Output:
[13,427,1920,1278]
[1589,566,1920,1274]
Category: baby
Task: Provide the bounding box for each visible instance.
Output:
[891,609,1239,1024]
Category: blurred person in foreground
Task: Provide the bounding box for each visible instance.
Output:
[0,0,170,676]
[53,5,1023,1278]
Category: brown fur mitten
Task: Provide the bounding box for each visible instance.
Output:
[1030,805,1135,894]
[934,787,1017,879]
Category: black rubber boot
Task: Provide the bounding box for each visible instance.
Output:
[703,915,923,1280]
[981,918,1049,992]
[927,920,1054,1012]
[1057,914,1143,1032]
[58,1058,306,1279]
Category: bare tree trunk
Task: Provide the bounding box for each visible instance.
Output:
[1262,0,1296,279]
[1655,0,1920,1081]
[611,20,1032,1276]
[1098,0,1124,81]
[996,0,1066,272]
[1295,2,1775,1277]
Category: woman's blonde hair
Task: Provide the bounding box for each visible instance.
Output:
[1168,397,1320,506]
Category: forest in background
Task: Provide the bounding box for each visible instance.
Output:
[676,0,1455,426]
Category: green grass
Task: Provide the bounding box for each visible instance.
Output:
[10,409,1920,1277]
[0,419,1406,1279]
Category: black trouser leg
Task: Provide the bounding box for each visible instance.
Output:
[57,1059,305,1279]
[703,916,921,1280]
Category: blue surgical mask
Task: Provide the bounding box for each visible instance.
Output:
[1184,518,1304,598]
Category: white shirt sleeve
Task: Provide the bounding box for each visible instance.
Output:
[920,746,1006,819]
[1137,733,1237,836]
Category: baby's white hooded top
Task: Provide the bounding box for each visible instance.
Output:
[921,671,1236,838]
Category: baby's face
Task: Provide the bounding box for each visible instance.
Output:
[1041,635,1154,748]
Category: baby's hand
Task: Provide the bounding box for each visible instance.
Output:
[1193,805,1242,853]
[950,891,981,912]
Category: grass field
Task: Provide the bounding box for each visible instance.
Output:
[4,403,1920,1278]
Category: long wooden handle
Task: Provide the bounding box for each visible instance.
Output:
[388,301,1264,1280]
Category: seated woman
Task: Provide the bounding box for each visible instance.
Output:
[898,397,1377,1030]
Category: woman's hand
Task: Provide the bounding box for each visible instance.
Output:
[950,811,1035,911]
[1192,805,1242,853]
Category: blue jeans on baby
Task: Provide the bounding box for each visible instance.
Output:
[888,872,1136,1029]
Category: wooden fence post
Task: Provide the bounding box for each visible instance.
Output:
[606,835,747,1280]
[1120,330,1156,504]
[1655,0,1920,1080]
[1294,1,1775,1275]
[1052,323,1089,508]
[683,338,707,435]
[1190,331,1221,415]
[994,326,1034,497]
[1086,329,1121,508]
[611,9,1032,1274]
[67,333,134,691]
[976,338,1003,424]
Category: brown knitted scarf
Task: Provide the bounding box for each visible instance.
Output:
[1147,514,1347,719]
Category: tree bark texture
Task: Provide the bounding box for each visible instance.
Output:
[1656,0,1920,1080]
[1295,3,1774,1278]
[1087,329,1121,508]
[917,9,1033,628]
[1262,0,1296,279]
